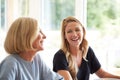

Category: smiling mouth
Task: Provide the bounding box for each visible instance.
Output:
[71,37,79,41]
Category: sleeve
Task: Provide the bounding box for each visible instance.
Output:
[37,54,64,80]
[53,50,69,72]
[87,47,101,74]
[0,57,17,80]
[42,68,64,80]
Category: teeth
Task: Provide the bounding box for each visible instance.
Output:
[72,38,78,41]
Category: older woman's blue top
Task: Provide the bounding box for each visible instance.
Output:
[0,54,63,80]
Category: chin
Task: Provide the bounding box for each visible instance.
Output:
[36,48,44,52]
[39,47,44,50]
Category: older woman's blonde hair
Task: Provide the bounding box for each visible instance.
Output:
[60,16,88,80]
[4,17,39,54]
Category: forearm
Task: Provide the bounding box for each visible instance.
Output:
[58,70,73,80]
[96,68,120,79]
[102,71,120,78]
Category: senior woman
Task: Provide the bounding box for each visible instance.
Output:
[0,17,64,80]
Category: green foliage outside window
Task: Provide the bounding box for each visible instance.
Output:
[50,0,75,30]
[87,0,119,30]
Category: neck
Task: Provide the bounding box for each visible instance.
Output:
[18,51,36,62]
[70,46,81,57]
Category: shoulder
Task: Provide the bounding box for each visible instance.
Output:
[54,49,66,59]
[53,49,68,64]
[87,46,95,57]
[88,46,94,53]
[86,46,98,61]
[0,54,18,78]
[53,49,69,72]
[0,54,18,67]
[55,49,65,56]
[86,46,101,73]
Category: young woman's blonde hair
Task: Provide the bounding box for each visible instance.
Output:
[4,17,39,54]
[60,16,88,80]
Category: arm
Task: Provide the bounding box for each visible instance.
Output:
[95,68,120,79]
[88,47,120,79]
[42,67,64,80]
[53,50,73,80]
[38,55,64,80]
[57,70,72,80]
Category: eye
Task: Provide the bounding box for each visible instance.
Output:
[67,30,72,33]
[76,29,80,32]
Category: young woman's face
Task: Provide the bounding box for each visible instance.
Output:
[32,29,46,51]
[65,22,83,48]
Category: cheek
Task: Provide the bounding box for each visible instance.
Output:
[32,40,37,48]
[32,37,40,49]
[65,33,71,42]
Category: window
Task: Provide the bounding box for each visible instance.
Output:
[87,0,120,76]
[0,0,5,30]
[41,0,75,30]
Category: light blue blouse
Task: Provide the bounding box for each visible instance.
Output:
[0,54,63,80]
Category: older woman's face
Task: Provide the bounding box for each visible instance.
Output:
[32,29,46,51]
[65,22,83,48]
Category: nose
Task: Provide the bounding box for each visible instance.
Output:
[39,30,46,39]
[42,33,46,39]
[72,31,77,36]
